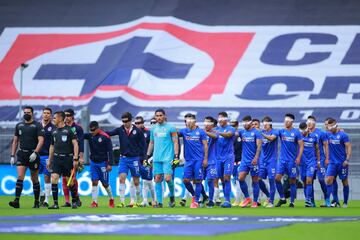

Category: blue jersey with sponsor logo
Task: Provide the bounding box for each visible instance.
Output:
[206,133,218,165]
[260,129,278,164]
[327,131,350,164]
[301,132,318,166]
[179,127,207,162]
[150,123,177,163]
[39,121,56,156]
[215,125,235,160]
[311,128,328,162]
[278,128,303,162]
[239,128,262,163]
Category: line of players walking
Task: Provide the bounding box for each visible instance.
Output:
[8,106,351,209]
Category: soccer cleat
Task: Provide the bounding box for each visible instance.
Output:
[221,201,232,208]
[275,199,287,207]
[39,194,45,205]
[342,203,348,208]
[109,199,115,208]
[126,201,139,208]
[76,198,82,207]
[265,203,274,208]
[250,202,259,208]
[289,202,295,208]
[331,202,341,208]
[140,201,149,207]
[90,201,98,208]
[263,198,270,207]
[32,201,40,208]
[42,202,49,208]
[62,202,71,207]
[190,202,199,208]
[9,200,20,209]
[215,200,222,207]
[116,202,125,208]
[48,204,59,209]
[168,196,176,208]
[305,201,312,208]
[239,197,252,208]
[232,201,240,207]
[206,200,215,208]
[179,199,187,207]
[71,202,78,209]
[153,203,163,208]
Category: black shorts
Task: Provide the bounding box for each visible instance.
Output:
[16,150,40,171]
[52,156,73,177]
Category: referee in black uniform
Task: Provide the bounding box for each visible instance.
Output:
[9,106,44,208]
[47,111,79,209]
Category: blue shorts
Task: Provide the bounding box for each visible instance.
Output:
[316,162,327,180]
[39,155,51,177]
[183,160,204,180]
[118,156,140,177]
[153,161,173,175]
[276,161,298,179]
[232,163,240,178]
[204,164,218,180]
[300,163,316,181]
[259,160,276,180]
[90,161,109,184]
[238,161,259,177]
[140,164,153,180]
[326,163,348,180]
[216,157,234,178]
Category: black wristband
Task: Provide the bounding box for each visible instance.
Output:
[174,154,179,159]
[11,155,14,157]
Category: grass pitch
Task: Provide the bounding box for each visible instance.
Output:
[0,196,359,240]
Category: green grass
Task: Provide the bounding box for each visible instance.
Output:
[1,196,360,240]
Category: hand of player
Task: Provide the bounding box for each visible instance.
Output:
[295,157,301,165]
[325,158,329,167]
[10,156,15,166]
[46,161,52,171]
[317,161,321,169]
[144,155,153,166]
[202,159,208,168]
[106,164,112,172]
[343,160,349,167]
[171,156,180,168]
[251,158,258,166]
[79,156,85,165]
[73,160,78,169]
[29,152,38,162]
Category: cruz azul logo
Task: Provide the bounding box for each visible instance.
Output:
[0,17,359,122]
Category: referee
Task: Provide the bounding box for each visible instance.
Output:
[47,111,79,209]
[9,106,44,208]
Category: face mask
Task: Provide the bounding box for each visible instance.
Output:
[23,114,31,121]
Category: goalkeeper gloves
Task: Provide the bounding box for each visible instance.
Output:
[171,154,180,168]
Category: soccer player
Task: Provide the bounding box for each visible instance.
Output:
[230,119,242,206]
[38,107,55,207]
[259,116,278,208]
[107,112,146,207]
[325,118,352,208]
[47,111,79,209]
[61,108,83,207]
[134,116,156,207]
[252,118,271,205]
[9,106,44,208]
[307,116,329,207]
[84,121,115,208]
[298,122,320,207]
[146,109,179,208]
[178,113,208,208]
[214,112,235,208]
[238,115,262,208]
[275,113,304,208]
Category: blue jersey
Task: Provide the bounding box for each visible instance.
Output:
[311,128,328,162]
[179,127,207,162]
[260,129,278,164]
[216,125,235,160]
[84,130,114,165]
[206,133,218,165]
[150,123,177,163]
[301,132,318,166]
[239,128,262,163]
[39,121,56,156]
[327,131,350,164]
[278,128,303,162]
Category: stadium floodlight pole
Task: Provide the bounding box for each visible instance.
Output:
[19,63,29,121]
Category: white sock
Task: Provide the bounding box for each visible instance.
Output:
[235,180,241,202]
[129,179,136,203]
[214,187,220,201]
[105,185,113,199]
[147,180,156,201]
[142,182,149,202]
[45,183,51,203]
[92,186,99,203]
[135,185,141,203]
[119,183,126,203]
